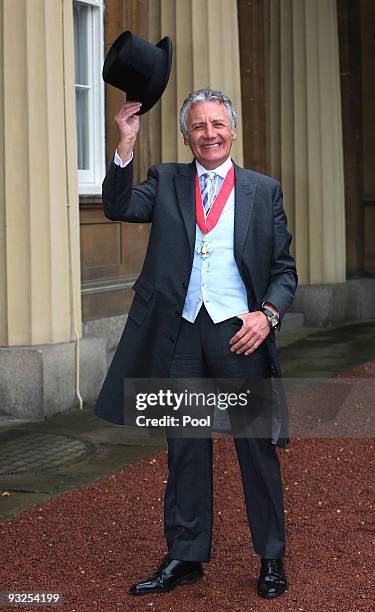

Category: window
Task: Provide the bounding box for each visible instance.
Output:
[73,0,105,194]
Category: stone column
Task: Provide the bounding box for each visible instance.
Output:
[0,1,106,418]
[160,0,244,165]
[0,0,81,347]
[270,0,346,284]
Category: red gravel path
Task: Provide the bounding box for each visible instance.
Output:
[0,365,374,611]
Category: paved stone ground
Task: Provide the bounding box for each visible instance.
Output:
[0,413,166,522]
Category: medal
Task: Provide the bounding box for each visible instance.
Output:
[195,237,211,258]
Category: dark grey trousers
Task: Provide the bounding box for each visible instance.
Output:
[164,305,286,562]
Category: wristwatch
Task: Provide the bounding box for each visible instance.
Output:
[261,307,280,331]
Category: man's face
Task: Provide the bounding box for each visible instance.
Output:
[184,100,236,170]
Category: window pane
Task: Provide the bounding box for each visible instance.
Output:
[76,88,90,169]
[73,3,89,85]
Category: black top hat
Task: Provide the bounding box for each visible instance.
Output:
[102,31,172,115]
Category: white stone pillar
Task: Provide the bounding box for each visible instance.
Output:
[0,1,100,419]
[0,0,81,347]
[270,0,346,284]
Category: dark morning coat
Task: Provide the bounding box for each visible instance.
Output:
[94,159,298,448]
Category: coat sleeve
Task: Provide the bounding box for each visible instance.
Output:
[261,182,298,319]
[102,160,158,223]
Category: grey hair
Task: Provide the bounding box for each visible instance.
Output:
[179,88,238,137]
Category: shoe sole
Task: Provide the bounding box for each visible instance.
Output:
[257,586,288,599]
[130,570,204,596]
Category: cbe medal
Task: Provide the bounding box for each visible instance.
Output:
[199,237,209,257]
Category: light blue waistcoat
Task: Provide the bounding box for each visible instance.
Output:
[182,185,250,324]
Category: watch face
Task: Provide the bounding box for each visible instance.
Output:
[269,315,278,329]
[262,308,279,330]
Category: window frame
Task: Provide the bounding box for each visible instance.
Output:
[74,0,105,195]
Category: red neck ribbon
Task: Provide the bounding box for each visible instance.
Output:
[195,164,235,234]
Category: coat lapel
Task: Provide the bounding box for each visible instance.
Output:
[233,163,257,269]
[174,162,196,255]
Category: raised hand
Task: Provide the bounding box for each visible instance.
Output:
[115,101,142,163]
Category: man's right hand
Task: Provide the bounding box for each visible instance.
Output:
[115,101,142,164]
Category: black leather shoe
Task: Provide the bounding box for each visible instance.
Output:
[257,558,288,598]
[129,555,204,595]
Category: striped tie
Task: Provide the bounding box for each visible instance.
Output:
[200,173,221,217]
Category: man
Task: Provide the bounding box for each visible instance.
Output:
[95,89,298,599]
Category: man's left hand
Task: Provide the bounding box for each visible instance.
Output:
[229,311,270,355]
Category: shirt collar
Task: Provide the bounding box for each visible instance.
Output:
[195,156,233,179]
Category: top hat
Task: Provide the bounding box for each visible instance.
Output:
[102,31,172,115]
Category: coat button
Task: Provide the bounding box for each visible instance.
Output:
[169,337,175,343]
[175,310,181,316]
[182,281,187,288]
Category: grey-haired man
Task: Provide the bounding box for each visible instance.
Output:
[95,89,297,599]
